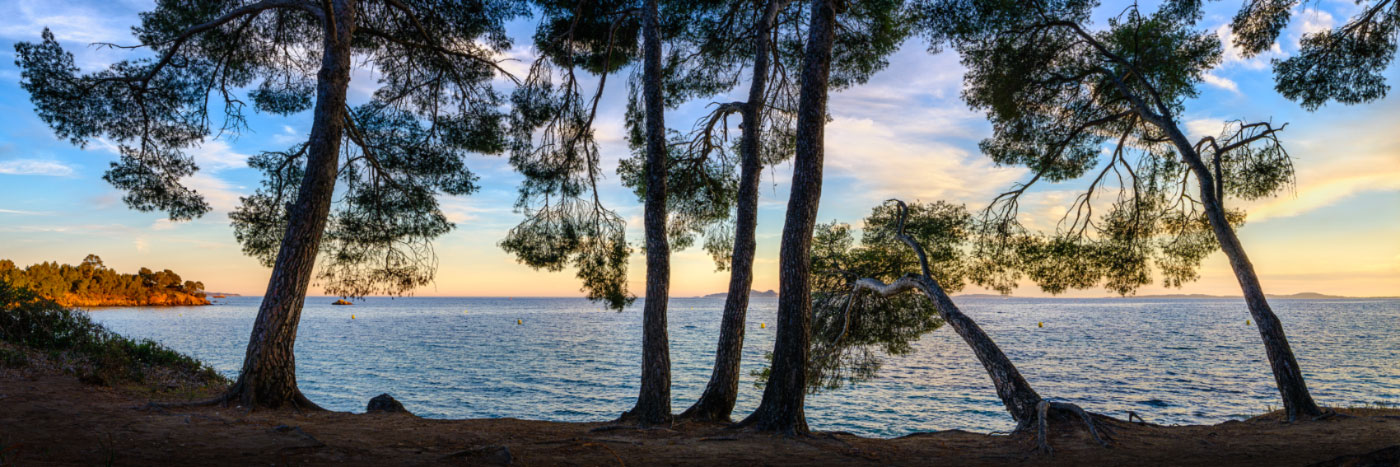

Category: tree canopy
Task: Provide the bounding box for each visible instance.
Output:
[917,0,1290,296]
[15,0,526,298]
[799,201,968,392]
[1231,0,1398,110]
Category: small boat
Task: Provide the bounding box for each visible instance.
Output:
[212,295,227,299]
[332,299,353,306]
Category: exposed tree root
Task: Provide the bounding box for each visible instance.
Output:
[1020,400,1115,455]
[676,402,731,423]
[142,380,324,413]
[1312,409,1352,421]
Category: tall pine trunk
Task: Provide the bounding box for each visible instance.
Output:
[680,0,781,423]
[624,0,672,425]
[738,0,835,435]
[1160,124,1322,420]
[225,0,355,409]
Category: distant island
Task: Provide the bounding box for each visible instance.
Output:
[699,289,778,299]
[0,255,210,307]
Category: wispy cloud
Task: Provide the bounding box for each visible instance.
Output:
[1201,71,1240,94]
[188,139,251,172]
[0,208,51,215]
[0,159,75,176]
[1244,104,1400,222]
[1247,156,1400,222]
[183,171,245,213]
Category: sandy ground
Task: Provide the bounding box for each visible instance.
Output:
[2,364,1398,466]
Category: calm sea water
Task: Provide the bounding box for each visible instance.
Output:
[84,296,1399,438]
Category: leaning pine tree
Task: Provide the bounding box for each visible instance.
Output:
[805,200,1113,454]
[919,0,1326,419]
[16,0,522,408]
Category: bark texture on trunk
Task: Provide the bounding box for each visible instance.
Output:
[225,0,355,409]
[1160,123,1322,421]
[624,0,672,426]
[737,0,835,435]
[679,0,781,423]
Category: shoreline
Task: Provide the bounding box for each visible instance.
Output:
[2,365,1397,465]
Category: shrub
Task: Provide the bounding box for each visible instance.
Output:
[0,280,227,388]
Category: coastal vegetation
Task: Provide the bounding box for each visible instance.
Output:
[0,255,208,307]
[0,281,225,390]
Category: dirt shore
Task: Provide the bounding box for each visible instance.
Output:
[2,367,1398,466]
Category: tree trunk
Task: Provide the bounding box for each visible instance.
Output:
[737,0,835,435]
[222,0,355,409]
[680,0,781,423]
[624,0,672,426]
[1160,123,1323,421]
[854,275,1043,424]
[917,279,1043,424]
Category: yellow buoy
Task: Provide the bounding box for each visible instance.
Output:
[351,314,356,320]
[1246,319,1251,325]
[1037,322,1043,328]
[760,322,766,329]
[517,318,522,325]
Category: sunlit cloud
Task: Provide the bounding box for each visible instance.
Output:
[1201,71,1240,94]
[1247,160,1400,222]
[188,140,250,172]
[824,116,1024,204]
[183,171,245,214]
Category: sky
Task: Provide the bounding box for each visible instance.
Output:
[0,0,1396,299]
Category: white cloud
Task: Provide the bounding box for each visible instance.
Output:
[0,0,145,71]
[188,140,250,172]
[823,116,1024,204]
[0,159,75,176]
[182,171,244,213]
[271,125,304,145]
[1292,8,1336,49]
[0,208,51,215]
[1185,117,1227,140]
[1201,71,1240,94]
[1216,24,1283,71]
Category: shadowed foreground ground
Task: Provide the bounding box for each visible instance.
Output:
[2,366,1398,466]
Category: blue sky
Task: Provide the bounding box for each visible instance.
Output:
[0,0,1396,298]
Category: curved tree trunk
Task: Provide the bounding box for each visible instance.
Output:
[223,0,356,409]
[854,275,1042,424]
[738,0,835,436]
[1160,124,1323,421]
[624,0,672,426]
[680,0,781,423]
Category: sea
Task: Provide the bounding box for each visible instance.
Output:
[84,296,1400,438]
